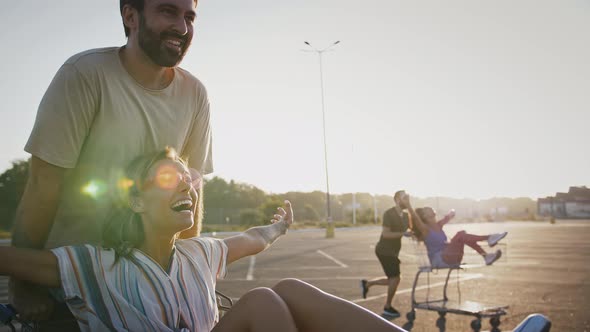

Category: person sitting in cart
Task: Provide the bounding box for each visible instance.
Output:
[0,147,405,332]
[403,194,507,268]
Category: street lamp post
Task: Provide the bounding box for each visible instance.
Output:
[373,194,379,224]
[303,41,340,237]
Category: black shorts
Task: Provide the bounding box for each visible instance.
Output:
[376,252,401,278]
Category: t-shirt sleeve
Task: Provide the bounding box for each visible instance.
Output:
[183,85,213,175]
[25,63,97,168]
[50,245,96,300]
[188,237,228,279]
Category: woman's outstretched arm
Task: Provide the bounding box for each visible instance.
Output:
[437,209,456,227]
[0,247,60,287]
[224,201,293,264]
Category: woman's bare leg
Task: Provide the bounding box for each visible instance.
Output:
[213,287,297,332]
[272,278,405,332]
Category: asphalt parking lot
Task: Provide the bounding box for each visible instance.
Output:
[1,220,588,331]
[216,220,589,331]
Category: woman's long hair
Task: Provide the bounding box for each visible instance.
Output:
[102,147,188,263]
[412,207,426,241]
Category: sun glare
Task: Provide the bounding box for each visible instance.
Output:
[117,178,134,191]
[82,180,106,199]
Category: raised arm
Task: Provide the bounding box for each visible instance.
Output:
[402,195,430,237]
[437,209,456,228]
[224,201,293,264]
[0,247,60,288]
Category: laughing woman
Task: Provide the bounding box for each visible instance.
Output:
[0,147,404,332]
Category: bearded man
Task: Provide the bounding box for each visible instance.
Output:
[11,1,213,328]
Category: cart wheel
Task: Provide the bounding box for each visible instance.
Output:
[490,316,501,328]
[406,310,416,322]
[470,318,482,332]
[438,312,446,318]
[22,324,34,332]
[436,316,446,329]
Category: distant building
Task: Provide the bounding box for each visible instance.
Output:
[538,186,590,218]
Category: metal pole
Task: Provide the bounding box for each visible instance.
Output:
[373,194,379,224]
[318,52,332,223]
[352,192,356,225]
[303,41,340,237]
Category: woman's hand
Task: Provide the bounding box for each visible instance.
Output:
[225,200,295,264]
[271,200,294,233]
[401,193,412,209]
[447,209,456,219]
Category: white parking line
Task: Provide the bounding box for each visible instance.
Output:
[317,250,348,268]
[246,256,256,280]
[256,266,347,271]
[351,273,484,304]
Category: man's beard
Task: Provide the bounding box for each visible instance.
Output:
[138,14,191,67]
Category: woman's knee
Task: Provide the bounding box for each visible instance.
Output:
[452,230,466,241]
[273,278,306,293]
[217,287,296,332]
[272,278,318,299]
[239,287,283,307]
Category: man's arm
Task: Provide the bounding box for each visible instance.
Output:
[380,209,409,239]
[12,156,65,249]
[14,61,94,321]
[9,157,64,320]
[224,201,293,264]
[379,227,406,239]
[0,248,60,288]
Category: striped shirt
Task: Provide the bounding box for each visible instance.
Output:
[51,237,228,332]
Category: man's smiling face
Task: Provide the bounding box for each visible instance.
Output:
[137,0,197,67]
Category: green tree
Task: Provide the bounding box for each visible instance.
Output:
[259,197,284,223]
[239,208,265,226]
[303,204,320,221]
[283,191,327,220]
[202,177,268,225]
[0,159,29,230]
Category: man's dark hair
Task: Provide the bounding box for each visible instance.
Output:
[120,0,146,37]
[393,190,405,201]
[120,0,198,37]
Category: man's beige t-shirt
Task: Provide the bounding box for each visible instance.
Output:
[25,47,213,248]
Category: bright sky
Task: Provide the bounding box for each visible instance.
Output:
[0,0,588,199]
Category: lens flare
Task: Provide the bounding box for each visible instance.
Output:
[117,178,134,191]
[155,164,180,190]
[82,180,106,199]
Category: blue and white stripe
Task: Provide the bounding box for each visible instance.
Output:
[51,237,227,332]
